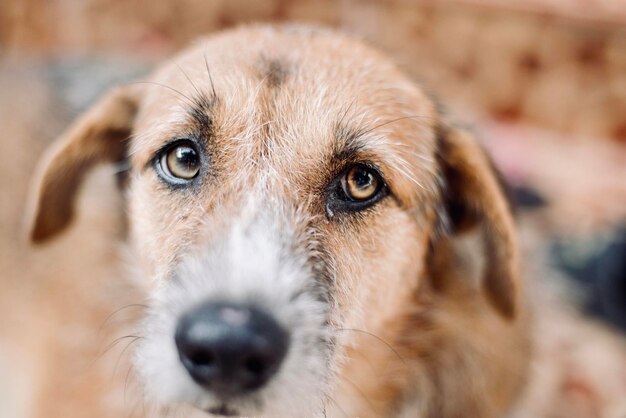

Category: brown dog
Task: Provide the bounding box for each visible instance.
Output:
[26,25,530,418]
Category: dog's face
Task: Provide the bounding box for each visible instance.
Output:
[27,26,521,418]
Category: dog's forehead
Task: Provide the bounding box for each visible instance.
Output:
[131,27,439,201]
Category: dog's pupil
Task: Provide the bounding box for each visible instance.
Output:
[354,168,372,189]
[175,147,198,169]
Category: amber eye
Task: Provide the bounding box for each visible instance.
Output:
[159,142,200,182]
[342,164,381,201]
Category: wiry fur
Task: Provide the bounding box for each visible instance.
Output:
[136,198,333,417]
[26,24,530,418]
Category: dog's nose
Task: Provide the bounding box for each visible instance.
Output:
[175,302,289,396]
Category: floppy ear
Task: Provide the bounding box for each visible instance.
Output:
[431,125,520,319]
[26,85,141,244]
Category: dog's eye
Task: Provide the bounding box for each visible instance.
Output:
[342,165,380,201]
[158,141,200,182]
[327,163,387,215]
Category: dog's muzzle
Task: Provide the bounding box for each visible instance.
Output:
[175,301,290,398]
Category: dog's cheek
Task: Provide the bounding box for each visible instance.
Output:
[331,208,425,332]
[127,176,203,282]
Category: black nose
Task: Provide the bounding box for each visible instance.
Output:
[175,302,289,396]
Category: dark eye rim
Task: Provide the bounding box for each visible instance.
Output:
[153,138,203,187]
[326,162,389,215]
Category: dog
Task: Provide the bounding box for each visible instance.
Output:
[25,25,531,418]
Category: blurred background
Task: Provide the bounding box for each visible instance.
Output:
[0,1,625,417]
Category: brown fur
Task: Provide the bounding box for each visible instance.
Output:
[23,24,527,418]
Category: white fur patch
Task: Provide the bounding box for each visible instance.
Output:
[134,197,334,417]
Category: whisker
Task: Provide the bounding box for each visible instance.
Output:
[341,374,378,415]
[113,336,143,378]
[99,303,148,333]
[345,346,380,383]
[203,46,217,99]
[337,97,360,130]
[90,335,143,368]
[325,394,350,418]
[131,81,195,107]
[175,62,203,99]
[124,365,135,406]
[335,327,406,365]
[358,114,436,138]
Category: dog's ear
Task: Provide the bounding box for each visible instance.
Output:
[431,125,519,319]
[26,85,142,244]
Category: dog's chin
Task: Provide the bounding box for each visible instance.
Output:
[188,394,262,418]
[158,396,260,418]
[205,404,241,417]
[186,389,326,418]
